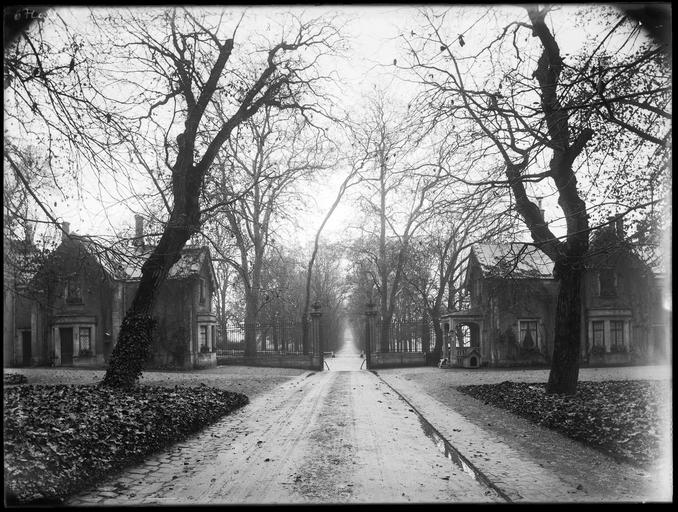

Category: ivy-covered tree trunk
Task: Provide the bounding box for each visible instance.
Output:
[101,222,193,389]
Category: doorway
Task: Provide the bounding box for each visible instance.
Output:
[21,331,31,366]
[59,327,74,365]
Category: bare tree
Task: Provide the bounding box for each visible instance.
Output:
[4,7,343,387]
[207,106,331,356]
[405,5,670,393]
[299,137,364,353]
[349,92,447,352]
[403,186,512,361]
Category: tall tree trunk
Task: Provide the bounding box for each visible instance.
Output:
[301,317,310,355]
[422,309,432,354]
[546,259,584,394]
[101,222,191,389]
[244,290,258,357]
[380,310,392,352]
[430,314,443,363]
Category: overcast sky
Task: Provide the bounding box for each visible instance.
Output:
[7,4,654,248]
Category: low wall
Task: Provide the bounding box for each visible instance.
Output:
[585,352,632,367]
[368,352,426,369]
[146,351,217,371]
[71,354,106,368]
[195,352,218,369]
[484,359,549,368]
[217,354,322,371]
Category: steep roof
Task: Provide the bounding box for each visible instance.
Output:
[57,235,216,285]
[121,245,216,283]
[587,225,652,273]
[472,243,554,279]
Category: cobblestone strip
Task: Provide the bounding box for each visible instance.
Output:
[66,372,315,506]
[378,372,668,502]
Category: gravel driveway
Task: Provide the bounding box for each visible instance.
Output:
[67,370,501,505]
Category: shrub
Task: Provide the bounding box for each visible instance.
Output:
[591,344,606,355]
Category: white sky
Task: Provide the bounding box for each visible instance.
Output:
[5,4,660,250]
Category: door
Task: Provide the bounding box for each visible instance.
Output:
[59,327,74,365]
[21,331,32,366]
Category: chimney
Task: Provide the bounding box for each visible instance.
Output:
[61,221,70,242]
[25,224,33,244]
[607,215,623,238]
[134,215,144,246]
[615,215,624,238]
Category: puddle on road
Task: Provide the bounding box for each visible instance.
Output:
[416,414,510,502]
[375,376,511,502]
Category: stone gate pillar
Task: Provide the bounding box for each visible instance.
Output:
[365,302,378,368]
[310,301,322,357]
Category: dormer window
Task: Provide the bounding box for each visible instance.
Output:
[598,269,617,297]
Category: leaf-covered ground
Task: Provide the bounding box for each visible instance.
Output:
[4,383,248,504]
[3,373,27,385]
[457,380,669,468]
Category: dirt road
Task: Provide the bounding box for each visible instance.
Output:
[68,369,500,505]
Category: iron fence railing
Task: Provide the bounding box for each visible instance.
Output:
[216,321,307,356]
[372,320,434,353]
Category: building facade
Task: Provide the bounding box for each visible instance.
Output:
[441,224,667,367]
[5,219,218,369]
[3,230,45,367]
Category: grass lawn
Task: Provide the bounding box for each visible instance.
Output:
[3,374,248,505]
[457,379,670,468]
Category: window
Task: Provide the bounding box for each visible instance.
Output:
[66,277,82,304]
[519,320,538,349]
[599,269,617,297]
[79,327,91,351]
[199,278,206,304]
[611,320,624,349]
[211,325,216,349]
[199,325,208,348]
[592,321,605,348]
[458,325,471,348]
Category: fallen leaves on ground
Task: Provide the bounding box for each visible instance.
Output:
[457,380,669,467]
[4,373,27,385]
[3,384,248,504]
